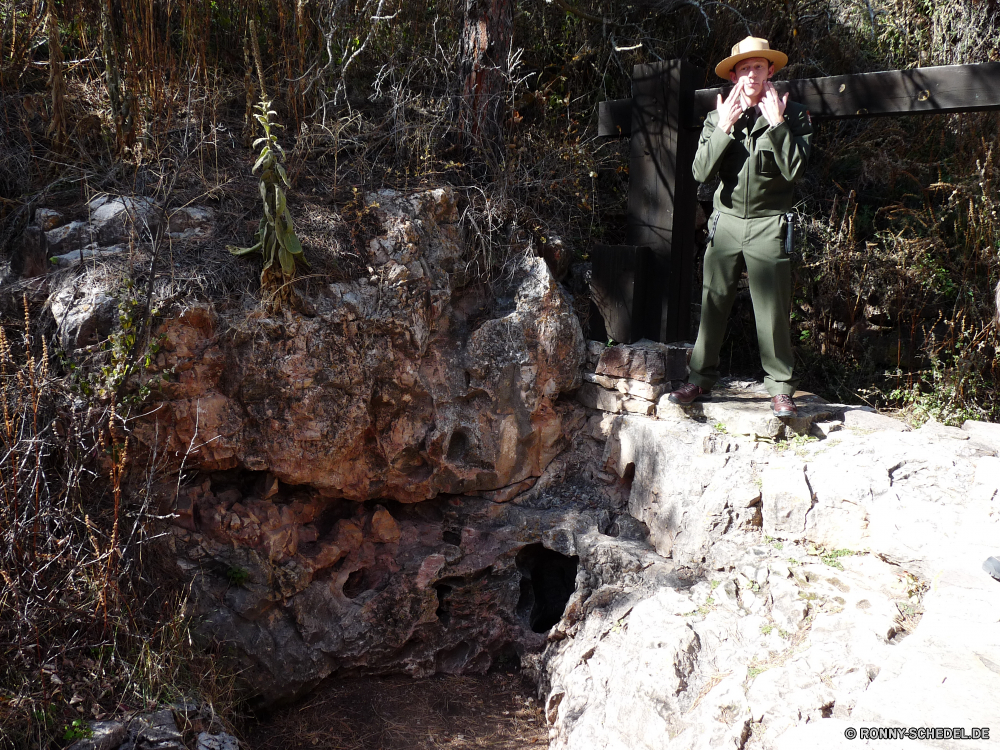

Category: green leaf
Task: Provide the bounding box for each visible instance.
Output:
[227,242,262,256]
[278,244,295,275]
[253,148,271,172]
[275,187,287,218]
[283,231,304,257]
[276,163,290,187]
[253,136,268,148]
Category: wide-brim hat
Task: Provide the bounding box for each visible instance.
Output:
[715,37,787,79]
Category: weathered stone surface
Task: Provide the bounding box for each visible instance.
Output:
[136,189,584,502]
[196,733,240,750]
[576,382,623,412]
[602,416,762,565]
[167,206,215,241]
[595,341,683,384]
[761,460,811,539]
[34,207,65,231]
[840,407,910,433]
[621,397,655,415]
[176,441,614,706]
[595,344,633,378]
[46,220,93,254]
[664,387,834,438]
[542,402,1000,750]
[87,195,164,245]
[50,244,127,268]
[962,419,1000,451]
[631,338,689,381]
[584,340,604,369]
[66,721,127,750]
[48,273,117,350]
[615,377,667,401]
[582,371,619,389]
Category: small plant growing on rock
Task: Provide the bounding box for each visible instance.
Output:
[228,100,307,311]
[63,719,93,741]
[225,565,251,587]
[819,548,855,570]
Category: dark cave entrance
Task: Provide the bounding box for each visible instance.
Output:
[515,544,579,633]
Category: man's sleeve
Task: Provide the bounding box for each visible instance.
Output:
[766,105,812,182]
[692,110,733,183]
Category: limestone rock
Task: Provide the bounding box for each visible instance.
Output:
[48,273,117,350]
[196,733,240,750]
[576,382,623,412]
[761,460,811,539]
[137,189,585,502]
[962,419,1000,452]
[168,206,215,241]
[87,195,163,245]
[66,721,126,750]
[46,220,93,254]
[34,207,65,231]
[841,408,910,433]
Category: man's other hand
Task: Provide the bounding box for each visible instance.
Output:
[760,82,788,128]
[716,80,745,134]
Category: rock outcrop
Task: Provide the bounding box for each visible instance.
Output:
[535,393,1000,750]
[36,186,998,749]
[148,188,589,703]
[141,188,584,502]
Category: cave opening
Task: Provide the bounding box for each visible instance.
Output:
[515,543,579,633]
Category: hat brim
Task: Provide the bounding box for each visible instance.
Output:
[715,50,787,79]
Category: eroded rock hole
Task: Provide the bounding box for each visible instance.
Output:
[343,569,368,599]
[446,430,470,461]
[515,543,579,633]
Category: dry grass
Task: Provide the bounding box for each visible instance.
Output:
[0,296,237,750]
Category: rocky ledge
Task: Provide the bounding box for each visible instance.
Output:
[536,392,1000,750]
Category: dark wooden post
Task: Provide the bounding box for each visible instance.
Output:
[589,244,651,344]
[626,60,700,343]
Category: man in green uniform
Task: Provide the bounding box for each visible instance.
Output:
[668,37,813,417]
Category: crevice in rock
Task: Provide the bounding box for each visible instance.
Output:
[515,543,579,633]
[435,583,453,626]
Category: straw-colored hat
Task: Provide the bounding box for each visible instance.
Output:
[715,37,788,79]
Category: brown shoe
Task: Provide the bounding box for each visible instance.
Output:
[771,394,798,418]
[668,383,711,405]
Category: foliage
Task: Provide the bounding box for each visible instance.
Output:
[0,300,234,750]
[228,100,307,311]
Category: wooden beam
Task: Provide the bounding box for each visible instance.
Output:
[600,61,1000,136]
[598,98,633,137]
[692,61,1000,125]
[627,60,699,343]
[589,245,651,344]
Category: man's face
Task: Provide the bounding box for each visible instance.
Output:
[729,57,774,99]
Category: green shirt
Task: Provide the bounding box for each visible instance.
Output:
[692,101,813,218]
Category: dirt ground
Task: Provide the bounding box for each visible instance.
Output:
[241,672,549,750]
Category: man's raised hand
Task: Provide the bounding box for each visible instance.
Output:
[760,82,788,128]
[716,79,744,134]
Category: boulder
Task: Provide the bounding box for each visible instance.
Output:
[48,273,117,350]
[167,206,215,241]
[34,207,65,231]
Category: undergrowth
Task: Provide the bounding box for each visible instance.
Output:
[0,298,236,749]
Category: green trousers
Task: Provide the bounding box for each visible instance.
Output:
[688,212,797,397]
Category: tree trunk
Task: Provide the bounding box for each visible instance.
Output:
[458,0,513,146]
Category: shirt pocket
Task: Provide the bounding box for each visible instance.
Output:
[757,149,780,177]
